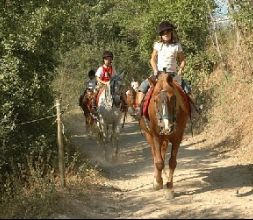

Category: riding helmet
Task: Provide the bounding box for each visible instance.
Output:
[158,21,176,36]
[102,50,114,59]
[88,69,95,78]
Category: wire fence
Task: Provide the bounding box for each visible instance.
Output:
[5,99,79,188]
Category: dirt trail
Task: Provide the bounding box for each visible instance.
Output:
[58,109,253,219]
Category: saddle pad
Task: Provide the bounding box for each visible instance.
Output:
[96,88,105,105]
[142,87,154,119]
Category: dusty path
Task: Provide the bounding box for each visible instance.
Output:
[61,109,253,219]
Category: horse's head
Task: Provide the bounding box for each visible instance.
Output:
[152,72,174,96]
[151,71,190,134]
[110,72,125,107]
[85,88,94,98]
[130,80,139,92]
[79,88,95,113]
[125,79,139,109]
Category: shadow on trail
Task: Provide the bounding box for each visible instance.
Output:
[175,163,253,198]
[117,159,253,219]
[66,111,253,219]
[73,117,253,191]
[70,119,153,178]
[70,112,253,193]
[93,120,154,179]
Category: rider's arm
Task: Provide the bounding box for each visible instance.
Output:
[177,43,186,76]
[95,66,107,85]
[96,76,107,85]
[177,51,186,77]
[150,49,159,75]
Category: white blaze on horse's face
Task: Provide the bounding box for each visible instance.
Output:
[156,90,174,135]
[162,104,170,131]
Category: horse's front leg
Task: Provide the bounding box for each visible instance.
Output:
[144,131,164,190]
[85,115,90,132]
[111,120,120,161]
[161,139,169,172]
[165,140,180,199]
[98,116,108,160]
[153,136,165,189]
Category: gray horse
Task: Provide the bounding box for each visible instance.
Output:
[96,73,125,161]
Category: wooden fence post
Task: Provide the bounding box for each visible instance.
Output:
[55,99,66,187]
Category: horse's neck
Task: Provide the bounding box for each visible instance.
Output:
[132,89,137,106]
[126,88,136,107]
[99,85,113,104]
[153,80,170,96]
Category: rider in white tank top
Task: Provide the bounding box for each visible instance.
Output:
[131,21,187,118]
[154,41,183,73]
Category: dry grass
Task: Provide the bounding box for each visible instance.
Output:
[0,137,106,219]
[193,41,253,164]
[2,31,252,219]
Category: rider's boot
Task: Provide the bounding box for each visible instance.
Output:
[181,80,202,114]
[187,93,202,114]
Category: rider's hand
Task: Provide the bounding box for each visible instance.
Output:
[178,68,184,76]
[173,74,182,85]
[154,70,159,76]
[148,74,157,82]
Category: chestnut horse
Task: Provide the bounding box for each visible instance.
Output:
[79,88,96,134]
[126,72,190,199]
[126,80,139,115]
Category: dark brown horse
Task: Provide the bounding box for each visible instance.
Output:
[79,88,96,134]
[126,72,190,199]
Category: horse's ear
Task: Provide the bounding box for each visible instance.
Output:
[119,71,125,79]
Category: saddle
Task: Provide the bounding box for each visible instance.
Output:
[96,87,105,106]
[141,87,154,120]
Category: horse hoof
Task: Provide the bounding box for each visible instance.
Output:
[164,190,174,200]
[153,183,163,190]
[153,178,163,190]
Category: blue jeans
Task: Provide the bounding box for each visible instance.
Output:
[138,79,150,93]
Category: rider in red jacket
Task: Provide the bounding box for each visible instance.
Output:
[91,51,117,112]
